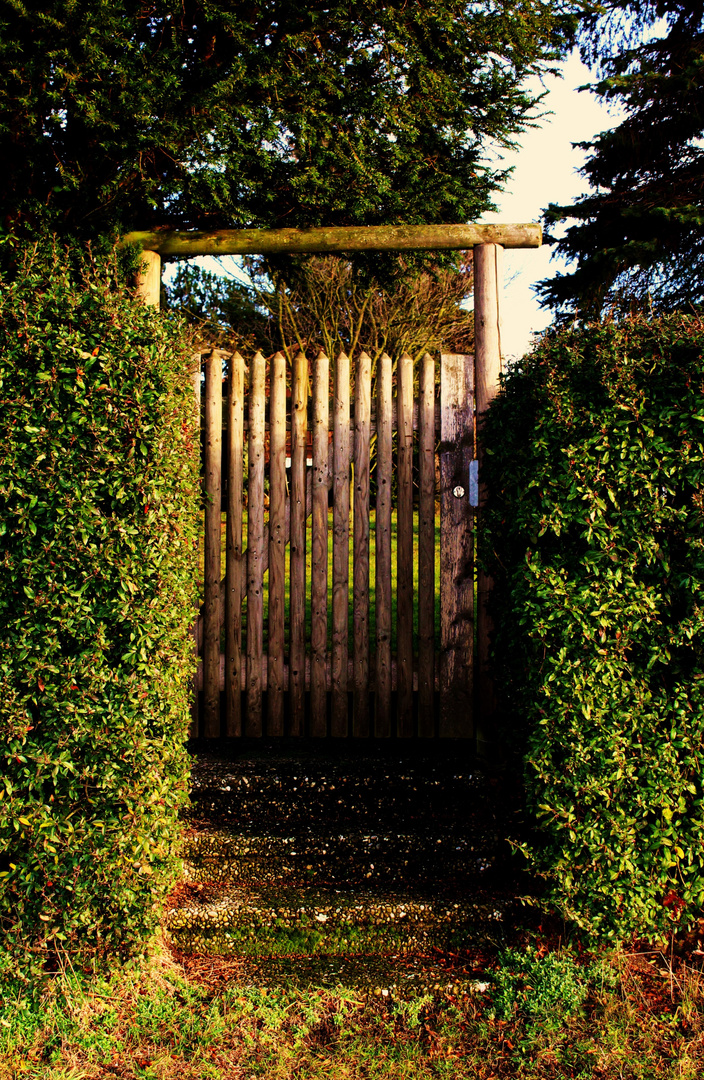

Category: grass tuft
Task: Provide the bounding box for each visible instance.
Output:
[3,934,704,1078]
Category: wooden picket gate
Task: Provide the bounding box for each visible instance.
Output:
[129,222,542,750]
[191,347,475,740]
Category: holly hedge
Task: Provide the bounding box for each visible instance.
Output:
[0,242,198,971]
[484,316,704,939]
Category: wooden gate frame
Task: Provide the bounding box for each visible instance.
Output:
[122,222,542,747]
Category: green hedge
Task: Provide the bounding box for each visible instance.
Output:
[0,242,198,967]
[484,316,704,940]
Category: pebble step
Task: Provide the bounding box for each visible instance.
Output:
[165,880,508,956]
[175,951,492,998]
[186,749,499,831]
[168,745,515,984]
[170,946,493,998]
[183,826,497,888]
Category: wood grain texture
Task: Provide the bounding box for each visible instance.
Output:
[197,653,434,693]
[123,222,542,256]
[246,351,266,736]
[310,351,330,736]
[396,352,414,738]
[267,351,286,736]
[135,250,161,307]
[225,351,244,737]
[203,350,223,738]
[473,244,503,417]
[353,351,372,738]
[439,353,474,739]
[418,353,436,738]
[289,352,308,737]
[332,351,350,737]
[189,354,202,738]
[374,353,393,738]
[473,244,503,744]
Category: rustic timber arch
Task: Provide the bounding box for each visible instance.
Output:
[122,223,541,748]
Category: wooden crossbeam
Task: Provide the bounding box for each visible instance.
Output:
[122,222,541,256]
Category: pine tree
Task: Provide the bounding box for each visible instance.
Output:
[0,0,574,239]
[538,1,704,315]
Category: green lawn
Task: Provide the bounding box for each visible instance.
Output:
[3,937,703,1079]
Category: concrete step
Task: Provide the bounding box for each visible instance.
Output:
[182,825,499,888]
[164,880,509,957]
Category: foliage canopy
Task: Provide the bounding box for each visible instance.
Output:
[0,0,575,238]
[539,0,704,315]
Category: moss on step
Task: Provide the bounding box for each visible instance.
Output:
[165,881,507,957]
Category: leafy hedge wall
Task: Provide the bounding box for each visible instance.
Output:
[0,243,198,966]
[484,316,704,940]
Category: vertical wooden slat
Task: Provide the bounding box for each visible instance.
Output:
[418,352,436,737]
[310,351,330,736]
[267,351,286,735]
[190,354,202,738]
[374,353,393,738]
[289,352,308,736]
[332,351,350,737]
[246,350,266,736]
[203,350,223,738]
[439,352,474,738]
[353,350,372,738]
[396,352,414,738]
[225,351,244,737]
[474,243,503,750]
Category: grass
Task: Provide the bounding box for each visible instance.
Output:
[198,508,444,653]
[3,933,704,1078]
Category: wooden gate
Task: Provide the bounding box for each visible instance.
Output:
[191,348,475,739]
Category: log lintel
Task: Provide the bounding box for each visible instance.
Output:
[120,222,541,257]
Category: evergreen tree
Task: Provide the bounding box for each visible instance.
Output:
[539,1,704,315]
[0,0,574,239]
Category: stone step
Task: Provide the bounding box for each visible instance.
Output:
[182,826,500,888]
[164,881,508,957]
[186,748,499,831]
[170,947,493,998]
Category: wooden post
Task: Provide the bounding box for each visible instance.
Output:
[474,243,504,751]
[136,250,161,307]
[353,351,372,738]
[310,351,330,736]
[396,353,414,737]
[289,352,308,736]
[189,354,202,738]
[246,351,266,736]
[225,352,244,737]
[268,351,287,735]
[374,353,393,737]
[418,353,436,737]
[439,353,474,738]
[332,351,351,737]
[203,350,223,738]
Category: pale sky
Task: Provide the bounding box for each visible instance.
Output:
[166,50,619,360]
[482,50,622,360]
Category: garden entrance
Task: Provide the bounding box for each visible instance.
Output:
[193,345,474,740]
[125,222,542,743]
